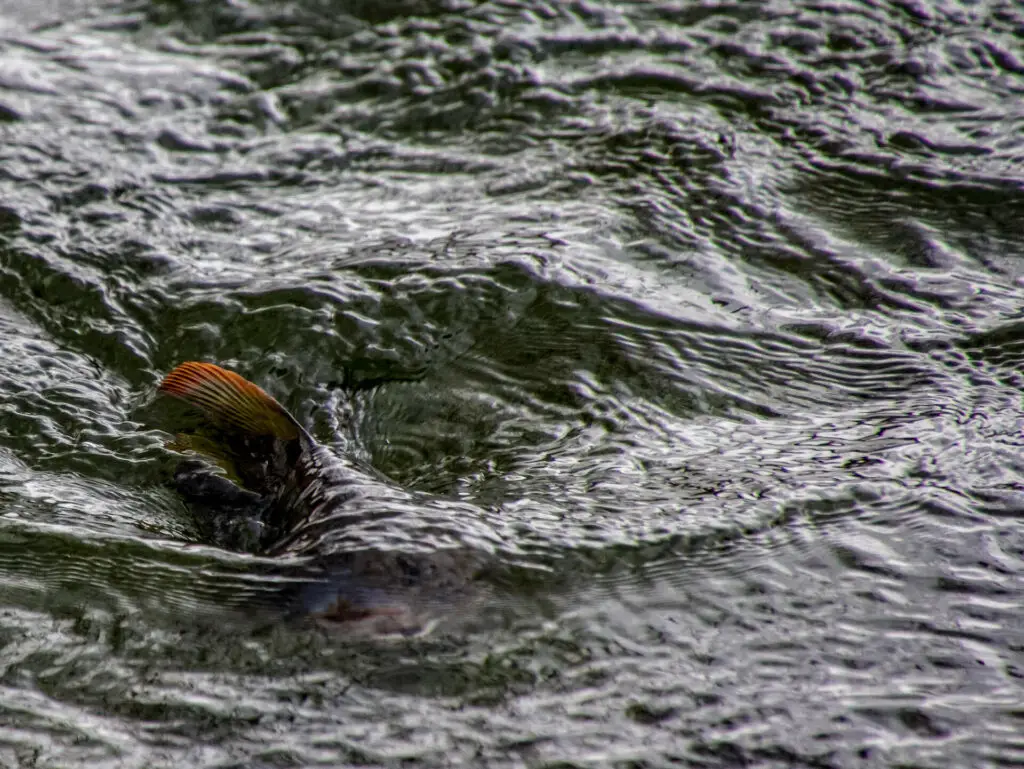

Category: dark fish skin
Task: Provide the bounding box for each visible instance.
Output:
[172,459,268,552]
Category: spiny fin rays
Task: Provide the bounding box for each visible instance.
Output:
[159,362,300,440]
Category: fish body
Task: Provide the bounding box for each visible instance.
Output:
[159,362,486,634]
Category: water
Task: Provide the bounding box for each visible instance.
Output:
[0,0,1022,765]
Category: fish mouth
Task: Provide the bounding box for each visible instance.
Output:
[297,576,441,637]
[309,598,435,637]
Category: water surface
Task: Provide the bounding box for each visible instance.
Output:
[0,0,1022,766]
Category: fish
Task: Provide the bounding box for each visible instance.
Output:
[158,361,491,635]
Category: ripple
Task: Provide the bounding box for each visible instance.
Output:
[0,0,1022,766]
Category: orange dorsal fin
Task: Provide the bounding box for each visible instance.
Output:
[159,362,300,440]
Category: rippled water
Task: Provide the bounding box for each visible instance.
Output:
[1,0,1023,766]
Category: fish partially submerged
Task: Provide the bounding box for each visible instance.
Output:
[159,361,490,634]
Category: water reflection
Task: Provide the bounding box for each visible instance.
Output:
[0,0,1022,765]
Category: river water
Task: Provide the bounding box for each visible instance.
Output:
[0,0,1022,766]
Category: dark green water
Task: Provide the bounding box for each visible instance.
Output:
[1,0,1023,766]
